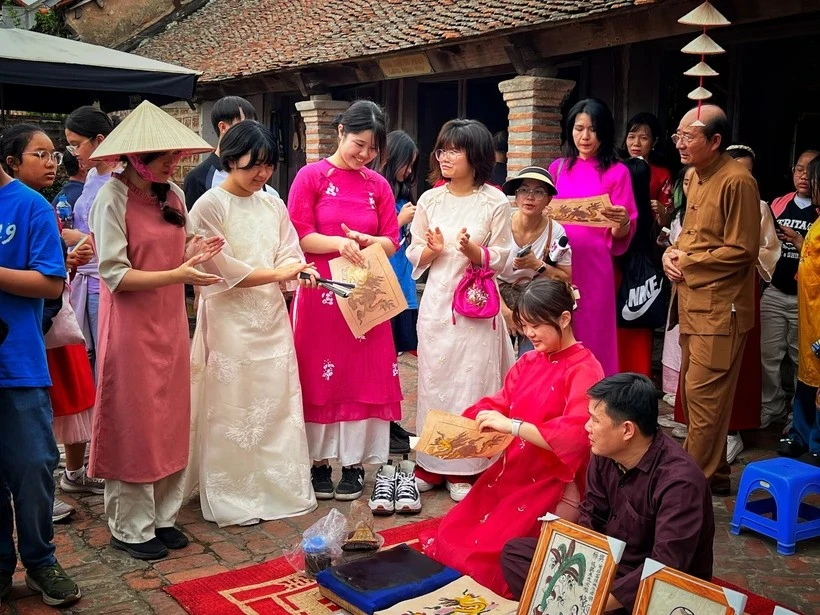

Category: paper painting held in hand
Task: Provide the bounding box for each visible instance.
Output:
[546,195,618,228]
[413,409,513,460]
[329,243,408,337]
[529,535,606,615]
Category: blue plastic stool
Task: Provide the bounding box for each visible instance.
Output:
[730,457,820,555]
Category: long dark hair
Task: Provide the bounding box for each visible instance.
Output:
[125,152,185,227]
[672,166,692,223]
[333,100,387,157]
[513,278,576,335]
[427,119,494,187]
[561,98,618,172]
[0,123,44,175]
[808,156,820,205]
[379,131,418,203]
[66,105,119,138]
[219,120,278,171]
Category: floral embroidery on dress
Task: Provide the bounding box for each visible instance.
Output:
[190,361,205,384]
[206,472,261,511]
[355,334,366,341]
[368,192,375,209]
[322,359,335,381]
[265,461,310,492]
[322,291,335,306]
[207,351,250,384]
[326,182,339,197]
[232,289,276,331]
[392,363,399,377]
[225,396,279,450]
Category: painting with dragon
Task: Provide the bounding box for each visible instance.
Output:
[376,577,518,615]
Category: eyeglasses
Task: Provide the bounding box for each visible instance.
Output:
[65,138,91,156]
[670,132,699,146]
[24,150,63,165]
[515,187,549,199]
[793,165,808,176]
[434,149,464,161]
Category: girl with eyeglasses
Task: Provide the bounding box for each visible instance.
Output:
[86,101,223,561]
[406,119,515,502]
[63,106,121,376]
[497,167,572,357]
[1,123,101,525]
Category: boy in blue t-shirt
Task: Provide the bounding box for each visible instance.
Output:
[0,167,82,606]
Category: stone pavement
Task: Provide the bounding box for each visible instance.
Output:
[2,353,819,614]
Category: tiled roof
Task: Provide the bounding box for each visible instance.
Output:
[136,0,637,83]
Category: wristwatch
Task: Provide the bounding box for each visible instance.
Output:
[511,418,524,438]
[535,262,548,276]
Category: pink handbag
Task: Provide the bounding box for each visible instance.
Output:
[452,245,500,328]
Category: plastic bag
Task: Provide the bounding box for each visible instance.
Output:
[284,508,349,577]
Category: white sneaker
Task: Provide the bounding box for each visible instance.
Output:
[671,425,689,439]
[395,460,422,514]
[368,464,396,515]
[415,476,437,493]
[60,467,104,495]
[662,393,676,406]
[726,434,744,464]
[52,498,75,523]
[658,415,686,429]
[446,481,471,502]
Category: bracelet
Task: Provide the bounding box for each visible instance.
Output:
[511,418,524,438]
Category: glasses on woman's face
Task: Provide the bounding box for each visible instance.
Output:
[793,165,809,177]
[24,150,63,165]
[515,187,548,200]
[66,138,91,156]
[434,149,464,162]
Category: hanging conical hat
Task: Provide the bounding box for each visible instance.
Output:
[681,33,725,55]
[688,86,713,100]
[678,1,730,27]
[90,100,213,163]
[684,61,719,77]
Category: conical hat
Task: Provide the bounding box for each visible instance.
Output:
[678,1,730,27]
[688,86,713,101]
[684,61,719,77]
[681,33,725,55]
[90,100,213,163]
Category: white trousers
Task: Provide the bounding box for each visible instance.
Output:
[760,285,799,422]
[104,469,185,543]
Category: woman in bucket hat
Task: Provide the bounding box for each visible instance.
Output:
[498,167,572,356]
[87,101,224,560]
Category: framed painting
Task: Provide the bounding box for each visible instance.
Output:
[329,243,408,337]
[633,560,747,615]
[546,195,618,228]
[517,515,625,615]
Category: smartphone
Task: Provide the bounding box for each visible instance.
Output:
[516,244,533,258]
[767,205,784,233]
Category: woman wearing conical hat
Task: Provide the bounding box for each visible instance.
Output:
[87,101,224,560]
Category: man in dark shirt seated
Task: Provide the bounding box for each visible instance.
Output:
[501,373,714,613]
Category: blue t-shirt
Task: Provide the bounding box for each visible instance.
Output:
[51,179,84,208]
[387,198,418,310]
[0,179,66,388]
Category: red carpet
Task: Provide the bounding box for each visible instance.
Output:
[166,517,790,615]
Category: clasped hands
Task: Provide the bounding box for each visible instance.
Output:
[425,226,480,263]
[662,248,685,283]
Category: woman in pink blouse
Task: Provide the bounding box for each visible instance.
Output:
[288,101,402,502]
[548,99,637,375]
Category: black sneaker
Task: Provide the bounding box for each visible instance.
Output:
[0,569,12,602]
[156,526,189,550]
[335,466,365,501]
[777,437,807,458]
[311,465,335,500]
[110,537,168,560]
[389,422,415,455]
[25,563,81,607]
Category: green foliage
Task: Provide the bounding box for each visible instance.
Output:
[33,8,73,38]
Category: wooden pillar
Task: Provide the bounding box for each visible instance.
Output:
[295,95,350,163]
[498,76,576,178]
